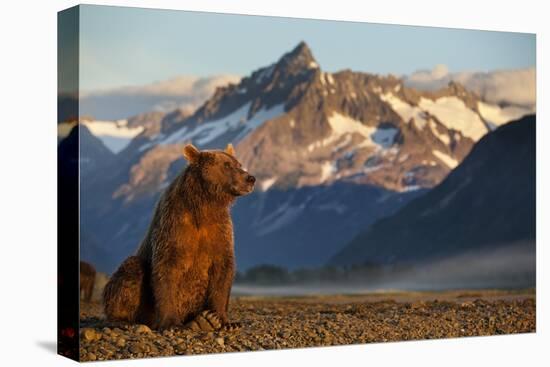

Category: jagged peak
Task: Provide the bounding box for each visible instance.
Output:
[287,41,314,60]
[245,42,319,88]
[277,41,319,71]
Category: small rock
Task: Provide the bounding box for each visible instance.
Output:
[87,345,99,353]
[80,328,100,342]
[215,337,225,347]
[86,352,97,361]
[198,333,211,342]
[278,331,291,338]
[116,338,126,347]
[99,346,114,356]
[129,343,144,354]
[135,324,152,334]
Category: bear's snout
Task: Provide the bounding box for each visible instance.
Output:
[246,175,256,184]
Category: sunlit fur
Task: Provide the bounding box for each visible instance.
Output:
[103,144,254,329]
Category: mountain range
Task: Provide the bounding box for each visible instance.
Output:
[73,42,534,273]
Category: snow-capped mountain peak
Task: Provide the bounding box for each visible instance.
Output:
[97,42,532,202]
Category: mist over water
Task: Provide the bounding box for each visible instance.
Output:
[233,243,535,296]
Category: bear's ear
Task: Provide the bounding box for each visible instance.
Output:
[225,143,236,157]
[182,144,201,164]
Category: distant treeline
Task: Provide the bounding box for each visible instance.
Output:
[234,263,403,286]
[234,257,536,289]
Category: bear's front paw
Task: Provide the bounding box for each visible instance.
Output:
[184,310,223,331]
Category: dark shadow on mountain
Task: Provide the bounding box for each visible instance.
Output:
[331,114,536,268]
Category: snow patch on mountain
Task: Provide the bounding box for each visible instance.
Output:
[83,120,144,153]
[477,101,532,128]
[320,161,338,183]
[333,134,353,152]
[419,97,487,141]
[402,185,423,192]
[328,112,373,138]
[255,64,275,84]
[260,177,277,191]
[162,103,250,145]
[319,73,326,86]
[160,102,285,146]
[380,93,492,142]
[306,113,372,152]
[307,113,400,156]
[433,149,458,168]
[234,103,286,141]
[327,112,378,149]
[429,119,451,145]
[379,93,428,129]
[307,139,330,152]
[371,126,399,148]
[364,162,385,174]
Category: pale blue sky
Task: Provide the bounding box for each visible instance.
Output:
[78,4,536,91]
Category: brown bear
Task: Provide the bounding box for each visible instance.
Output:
[103,143,255,330]
[80,261,96,302]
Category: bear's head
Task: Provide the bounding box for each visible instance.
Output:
[182,143,256,197]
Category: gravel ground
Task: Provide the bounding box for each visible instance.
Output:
[79,291,535,361]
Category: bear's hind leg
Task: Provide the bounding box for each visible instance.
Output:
[103,256,152,324]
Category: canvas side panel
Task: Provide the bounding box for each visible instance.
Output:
[57,5,80,362]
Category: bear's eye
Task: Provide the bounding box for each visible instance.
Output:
[224,162,232,169]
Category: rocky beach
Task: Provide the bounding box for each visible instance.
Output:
[79,290,535,361]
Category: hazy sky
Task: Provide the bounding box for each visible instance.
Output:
[78,5,536,91]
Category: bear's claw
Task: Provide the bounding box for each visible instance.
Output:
[184,310,222,331]
[183,310,241,332]
[222,321,242,331]
[201,310,223,330]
